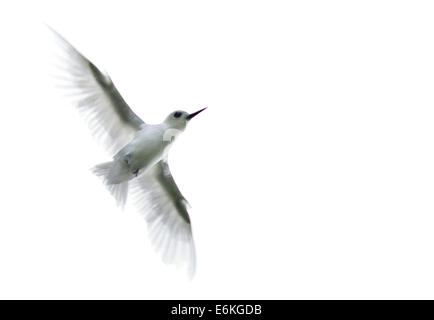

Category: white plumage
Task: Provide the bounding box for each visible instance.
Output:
[49,26,206,278]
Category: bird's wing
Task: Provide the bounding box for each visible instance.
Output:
[49,27,145,154]
[130,160,196,278]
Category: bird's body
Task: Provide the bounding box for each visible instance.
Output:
[124,124,169,169]
[112,124,171,183]
[48,26,205,278]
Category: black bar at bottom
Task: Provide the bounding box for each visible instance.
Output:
[0,300,429,318]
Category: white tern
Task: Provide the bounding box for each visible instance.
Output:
[48,27,205,278]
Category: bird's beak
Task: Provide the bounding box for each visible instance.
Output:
[186,107,207,121]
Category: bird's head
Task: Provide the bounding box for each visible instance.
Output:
[163,108,207,131]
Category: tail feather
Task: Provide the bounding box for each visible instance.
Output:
[92,162,129,208]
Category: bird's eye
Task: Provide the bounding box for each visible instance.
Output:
[174,112,182,118]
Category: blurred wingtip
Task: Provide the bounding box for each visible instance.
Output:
[43,22,57,35]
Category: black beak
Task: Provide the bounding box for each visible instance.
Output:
[186,107,207,121]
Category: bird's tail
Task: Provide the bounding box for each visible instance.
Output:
[91,161,129,208]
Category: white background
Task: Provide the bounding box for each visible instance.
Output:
[0,0,434,299]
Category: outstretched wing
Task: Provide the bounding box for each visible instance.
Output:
[48,26,145,154]
[130,160,196,278]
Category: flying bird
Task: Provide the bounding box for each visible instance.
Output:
[48,27,205,278]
